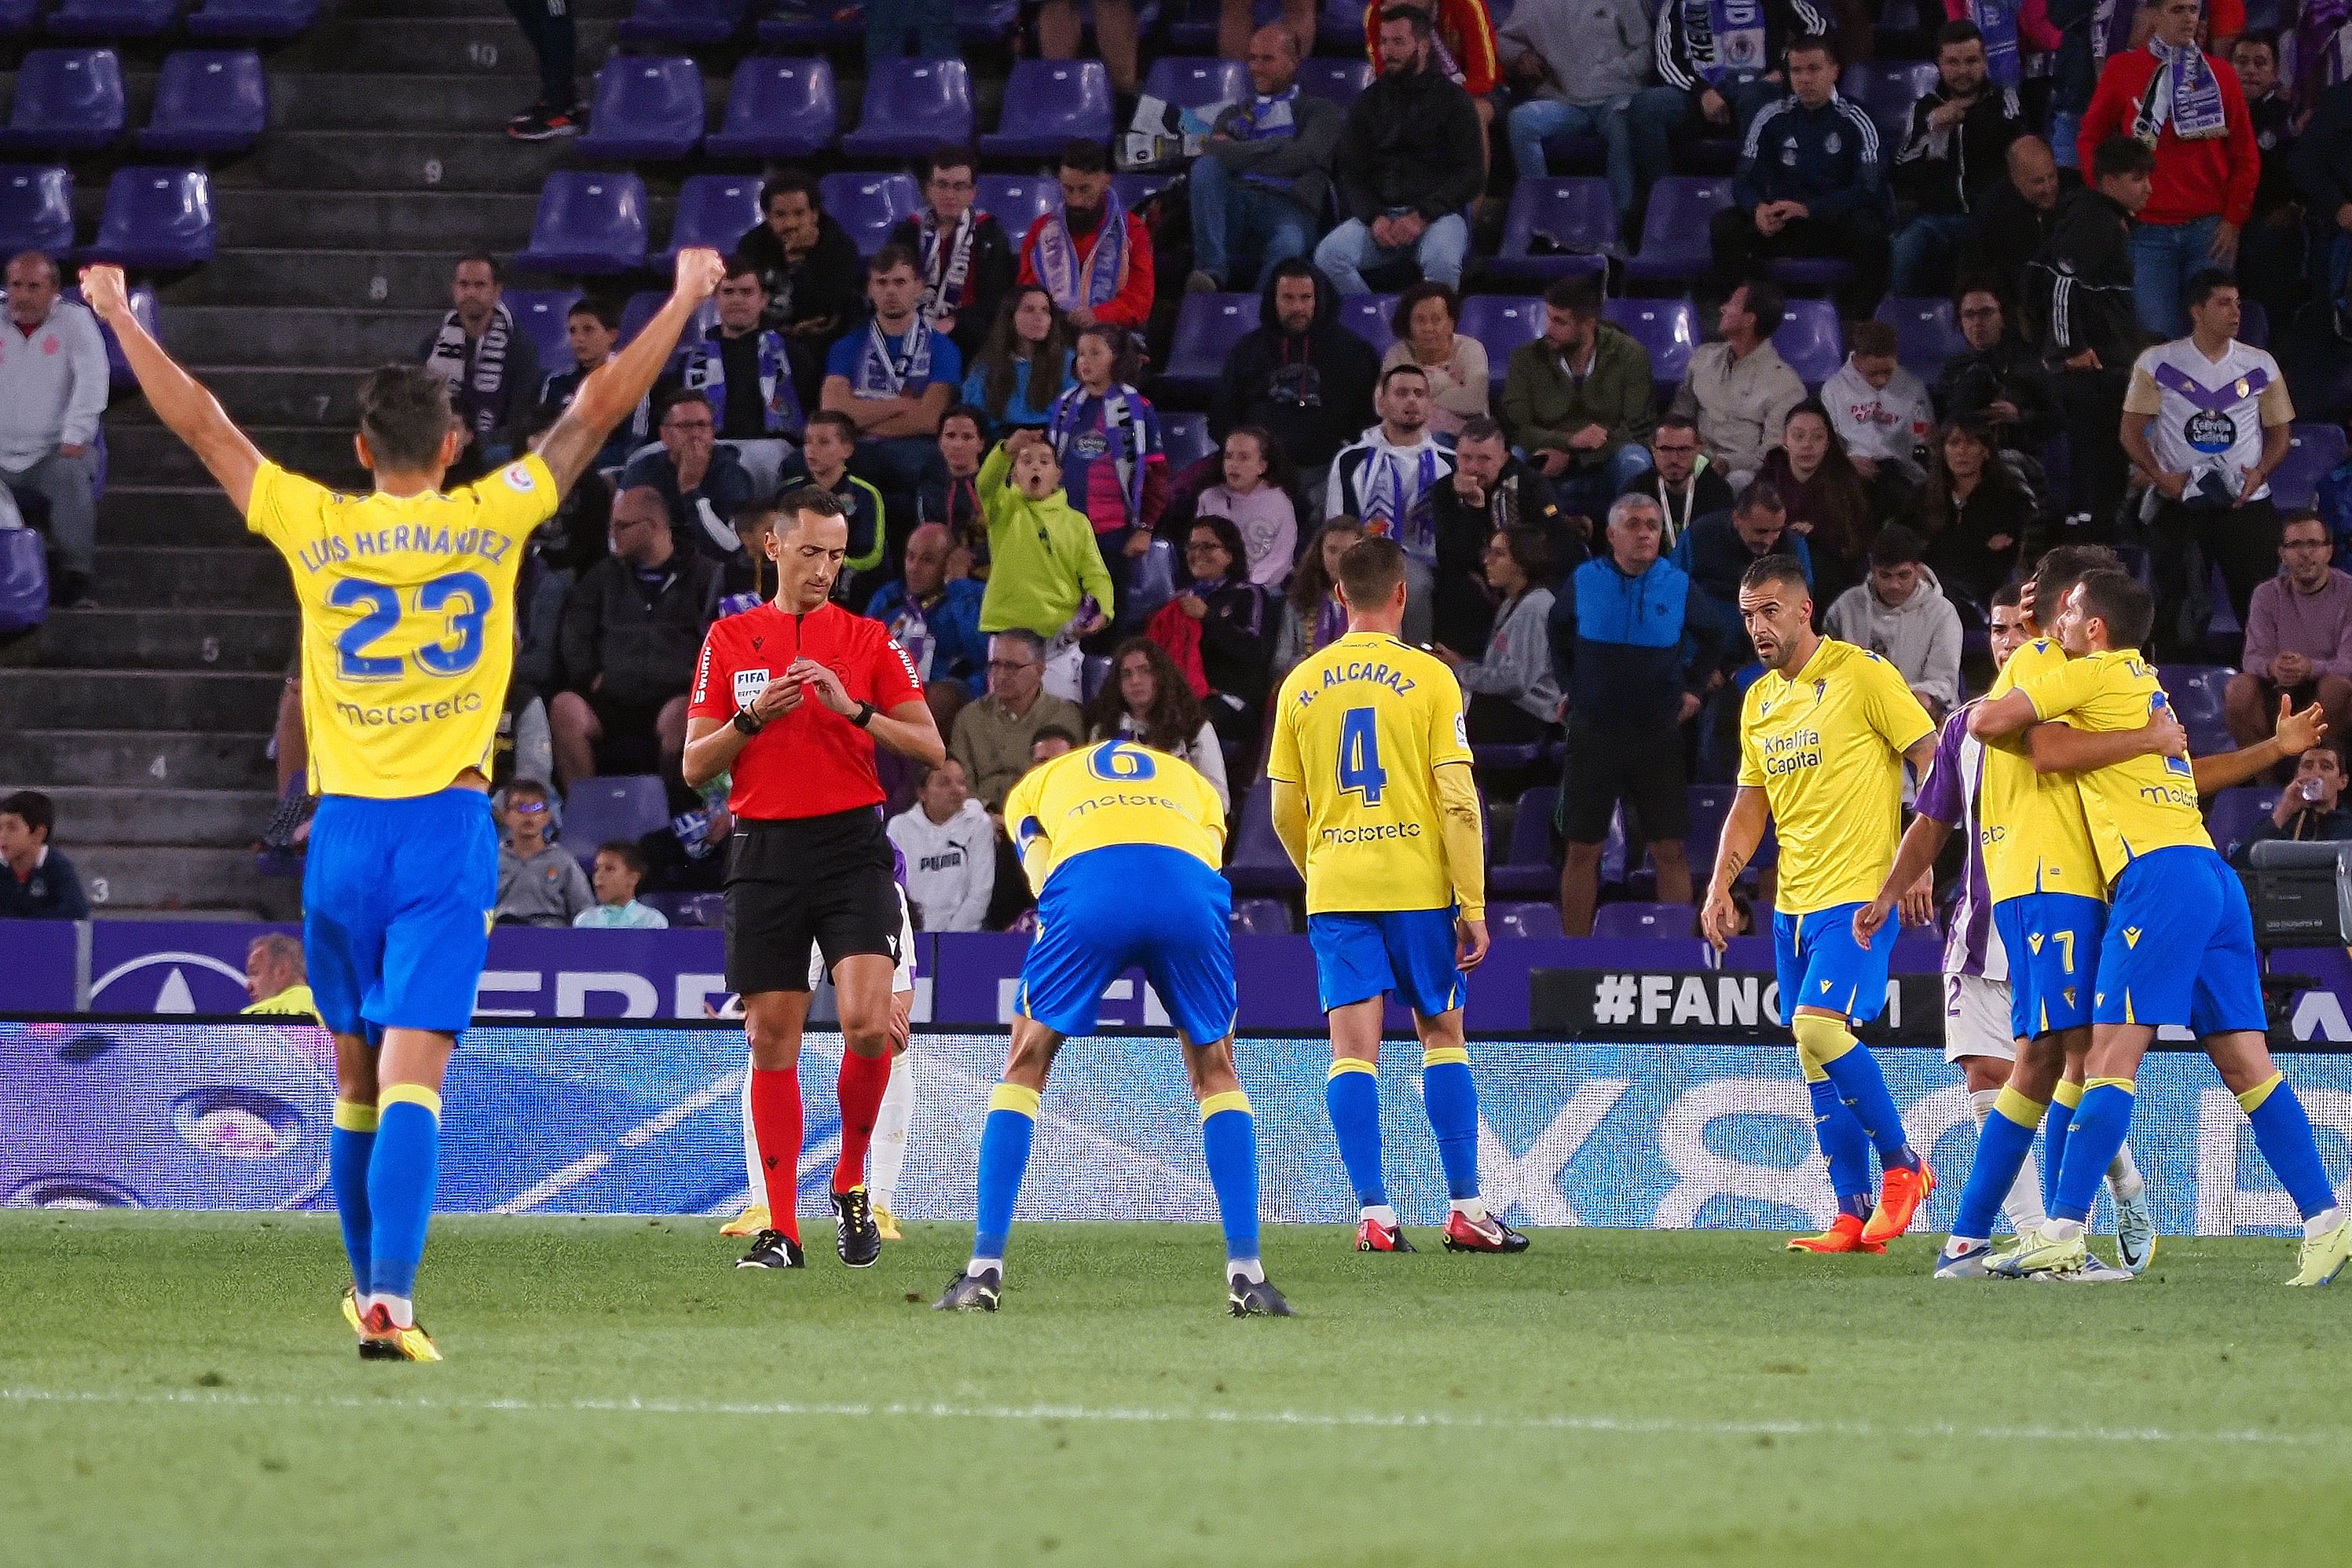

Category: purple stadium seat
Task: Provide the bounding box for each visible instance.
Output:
[1299,58,1372,105]
[1162,291,1258,401]
[561,776,671,867]
[1490,177,1617,284]
[757,0,858,46]
[0,48,125,152]
[1163,411,1213,471]
[2270,423,2348,511]
[1840,61,1938,146]
[1767,255,1852,296]
[1589,901,1690,940]
[954,0,1021,42]
[62,279,156,389]
[89,167,212,267]
[819,170,918,258]
[185,0,317,36]
[661,173,760,265]
[46,0,178,36]
[2158,663,2236,756]
[841,57,972,159]
[1874,295,1965,384]
[1772,299,1844,388]
[615,0,745,46]
[574,56,705,160]
[980,59,1113,158]
[1228,896,1290,936]
[515,171,649,275]
[704,57,837,159]
[136,50,266,156]
[1458,295,1544,388]
[1492,901,1566,940]
[1603,296,1698,397]
[0,0,39,31]
[617,288,665,346]
[1111,171,1168,211]
[1489,783,1557,899]
[0,164,73,256]
[976,173,1058,234]
[676,891,727,928]
[500,288,581,372]
[1333,291,1397,357]
[1225,778,1304,894]
[2206,786,2281,863]
[1623,177,1733,286]
[1141,56,1247,112]
[2239,297,2270,350]
[0,526,45,634]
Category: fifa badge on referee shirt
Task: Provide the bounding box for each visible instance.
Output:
[734,669,769,709]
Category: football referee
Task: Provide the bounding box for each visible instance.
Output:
[684,490,944,1271]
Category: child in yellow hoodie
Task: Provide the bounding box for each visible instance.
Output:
[976,430,1115,669]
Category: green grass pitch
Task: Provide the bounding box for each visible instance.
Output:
[4,1214,2349,1566]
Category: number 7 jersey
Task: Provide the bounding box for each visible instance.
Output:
[1267,630,1473,914]
[247,456,558,797]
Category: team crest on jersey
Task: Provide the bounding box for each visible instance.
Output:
[1824,130,1841,155]
[734,668,770,709]
[503,462,537,493]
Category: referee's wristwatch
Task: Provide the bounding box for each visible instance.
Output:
[731,705,764,737]
[849,701,877,729]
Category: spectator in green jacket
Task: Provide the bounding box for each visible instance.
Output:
[976,429,1114,701]
[1498,276,1656,523]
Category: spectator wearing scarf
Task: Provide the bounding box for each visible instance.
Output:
[1329,362,1455,573]
[1046,325,1170,628]
[1017,141,1156,330]
[1944,0,2063,90]
[822,243,966,499]
[419,251,540,473]
[673,260,805,498]
[1185,26,1344,291]
[2080,0,2259,335]
[884,150,1017,364]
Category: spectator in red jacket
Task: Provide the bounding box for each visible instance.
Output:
[1017,141,1156,332]
[2078,0,2260,337]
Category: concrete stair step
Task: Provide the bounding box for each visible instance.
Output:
[284,16,622,75]
[98,488,251,547]
[269,71,546,131]
[237,130,570,194]
[35,607,298,671]
[157,251,541,315]
[46,785,280,848]
[110,423,362,489]
[96,544,292,607]
[0,669,284,731]
[107,366,366,429]
[159,306,445,369]
[75,844,299,918]
[349,0,631,20]
[211,187,544,250]
[1,727,277,790]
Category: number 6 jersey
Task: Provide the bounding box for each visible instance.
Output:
[247,455,557,797]
[1266,629,1473,914]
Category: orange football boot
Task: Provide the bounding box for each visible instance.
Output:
[1786,1213,1886,1255]
[1860,1159,1936,1246]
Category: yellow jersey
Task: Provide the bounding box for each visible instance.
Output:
[1738,637,1935,915]
[1266,631,1474,914]
[1977,637,2107,905]
[1003,738,1227,892]
[247,456,558,798]
[2020,649,2210,885]
[241,983,319,1020]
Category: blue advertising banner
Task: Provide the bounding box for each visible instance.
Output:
[0,921,77,1013]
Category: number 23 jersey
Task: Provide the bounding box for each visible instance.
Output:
[1268,630,1471,915]
[248,456,557,798]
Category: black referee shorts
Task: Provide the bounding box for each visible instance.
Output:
[1556,716,1689,845]
[724,807,903,995]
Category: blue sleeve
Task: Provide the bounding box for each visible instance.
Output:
[926,335,964,393]
[865,585,896,620]
[824,331,861,381]
[1138,395,1164,457]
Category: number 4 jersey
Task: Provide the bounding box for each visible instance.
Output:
[1267,630,1472,914]
[249,456,557,797]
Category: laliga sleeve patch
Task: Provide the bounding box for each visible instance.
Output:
[504,462,537,493]
[1454,711,1469,747]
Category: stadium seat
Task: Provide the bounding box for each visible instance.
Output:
[46,0,178,37]
[614,0,745,46]
[757,0,857,46]
[1298,57,1372,105]
[1839,60,1937,148]
[0,48,125,152]
[1332,291,1397,357]
[1225,778,1304,894]
[1772,299,1845,389]
[841,58,973,159]
[1227,896,1290,936]
[1457,295,1544,388]
[2205,786,2281,863]
[818,170,918,258]
[561,776,671,867]
[1623,177,1733,287]
[976,172,1059,234]
[0,164,73,256]
[0,0,41,30]
[2157,663,2236,755]
[1162,411,1214,471]
[185,0,318,37]
[615,287,716,346]
[704,57,837,159]
[500,288,582,372]
[2270,423,2348,511]
[1490,784,1558,899]
[661,174,760,265]
[1141,56,1247,113]
[1874,295,1965,384]
[980,59,1113,158]
[88,167,212,267]
[61,278,156,389]
[1162,291,1258,402]
[515,172,649,275]
[135,50,266,156]
[1603,297,1698,399]
[1111,172,1168,211]
[0,524,46,635]
[1683,783,1736,877]
[1490,901,1566,940]
[1766,255,1852,296]
[574,56,705,160]
[954,0,1020,43]
[1489,177,1617,284]
[1589,901,1690,940]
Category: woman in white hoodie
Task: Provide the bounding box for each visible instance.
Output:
[885,757,998,932]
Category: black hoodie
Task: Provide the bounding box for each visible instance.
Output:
[1211,263,1380,471]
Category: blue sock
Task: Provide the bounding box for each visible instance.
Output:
[1952,1087,2044,1243]
[367,1089,441,1302]
[330,1100,376,1291]
[2242,1075,2339,1221]
[1799,1017,1918,1170]
[1421,1050,1480,1201]
[1324,1058,1387,1208]
[2051,1079,2136,1223]
[2044,1079,2082,1211]
[1808,1075,1874,1215]
[972,1083,1039,1262]
[1199,1093,1260,1262]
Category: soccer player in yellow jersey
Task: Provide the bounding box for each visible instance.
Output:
[1266,536,1528,1255]
[82,250,727,1357]
[935,738,1291,1316]
[1970,569,2352,1285]
[1702,554,1942,1253]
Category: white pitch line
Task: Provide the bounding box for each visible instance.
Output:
[2,1387,2343,1449]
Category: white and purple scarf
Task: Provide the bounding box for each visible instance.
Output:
[685,327,802,435]
[1355,440,1442,565]
[1682,0,1769,83]
[1969,0,2022,89]
[850,315,936,399]
[426,302,514,441]
[2133,36,2229,143]
[1031,191,1130,315]
[917,207,980,325]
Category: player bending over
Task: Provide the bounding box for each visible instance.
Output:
[1269,535,1526,1255]
[1703,553,1940,1255]
[83,249,727,1359]
[936,738,1288,1316]
[1969,570,2351,1285]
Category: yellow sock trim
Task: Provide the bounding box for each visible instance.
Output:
[2051,1079,2085,1109]
[988,1083,1042,1118]
[332,1099,379,1134]
[378,1084,441,1118]
[1992,1086,2048,1129]
[1199,1090,1251,1120]
[2085,1076,2136,1095]
[2236,1072,2284,1113]
[1790,1013,1858,1074]
[1328,1057,1378,1082]
[1421,1045,1469,1068]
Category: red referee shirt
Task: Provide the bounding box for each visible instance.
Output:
[690,601,924,820]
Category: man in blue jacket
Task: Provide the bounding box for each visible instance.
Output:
[1547,494,1724,935]
[867,522,989,703]
[1709,35,1891,319]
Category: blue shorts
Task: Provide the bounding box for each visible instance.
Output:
[1773,903,1895,1024]
[1307,907,1465,1017]
[1992,892,2107,1040]
[2095,844,2266,1035]
[304,790,499,1042]
[1019,844,1236,1043]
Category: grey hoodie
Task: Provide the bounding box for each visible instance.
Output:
[1499,0,1654,108]
[1455,586,1564,724]
[887,797,998,933]
[1823,567,1962,713]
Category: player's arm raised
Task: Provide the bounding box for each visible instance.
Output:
[79,264,263,514]
[1701,786,1770,952]
[2189,694,2328,794]
[537,248,727,498]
